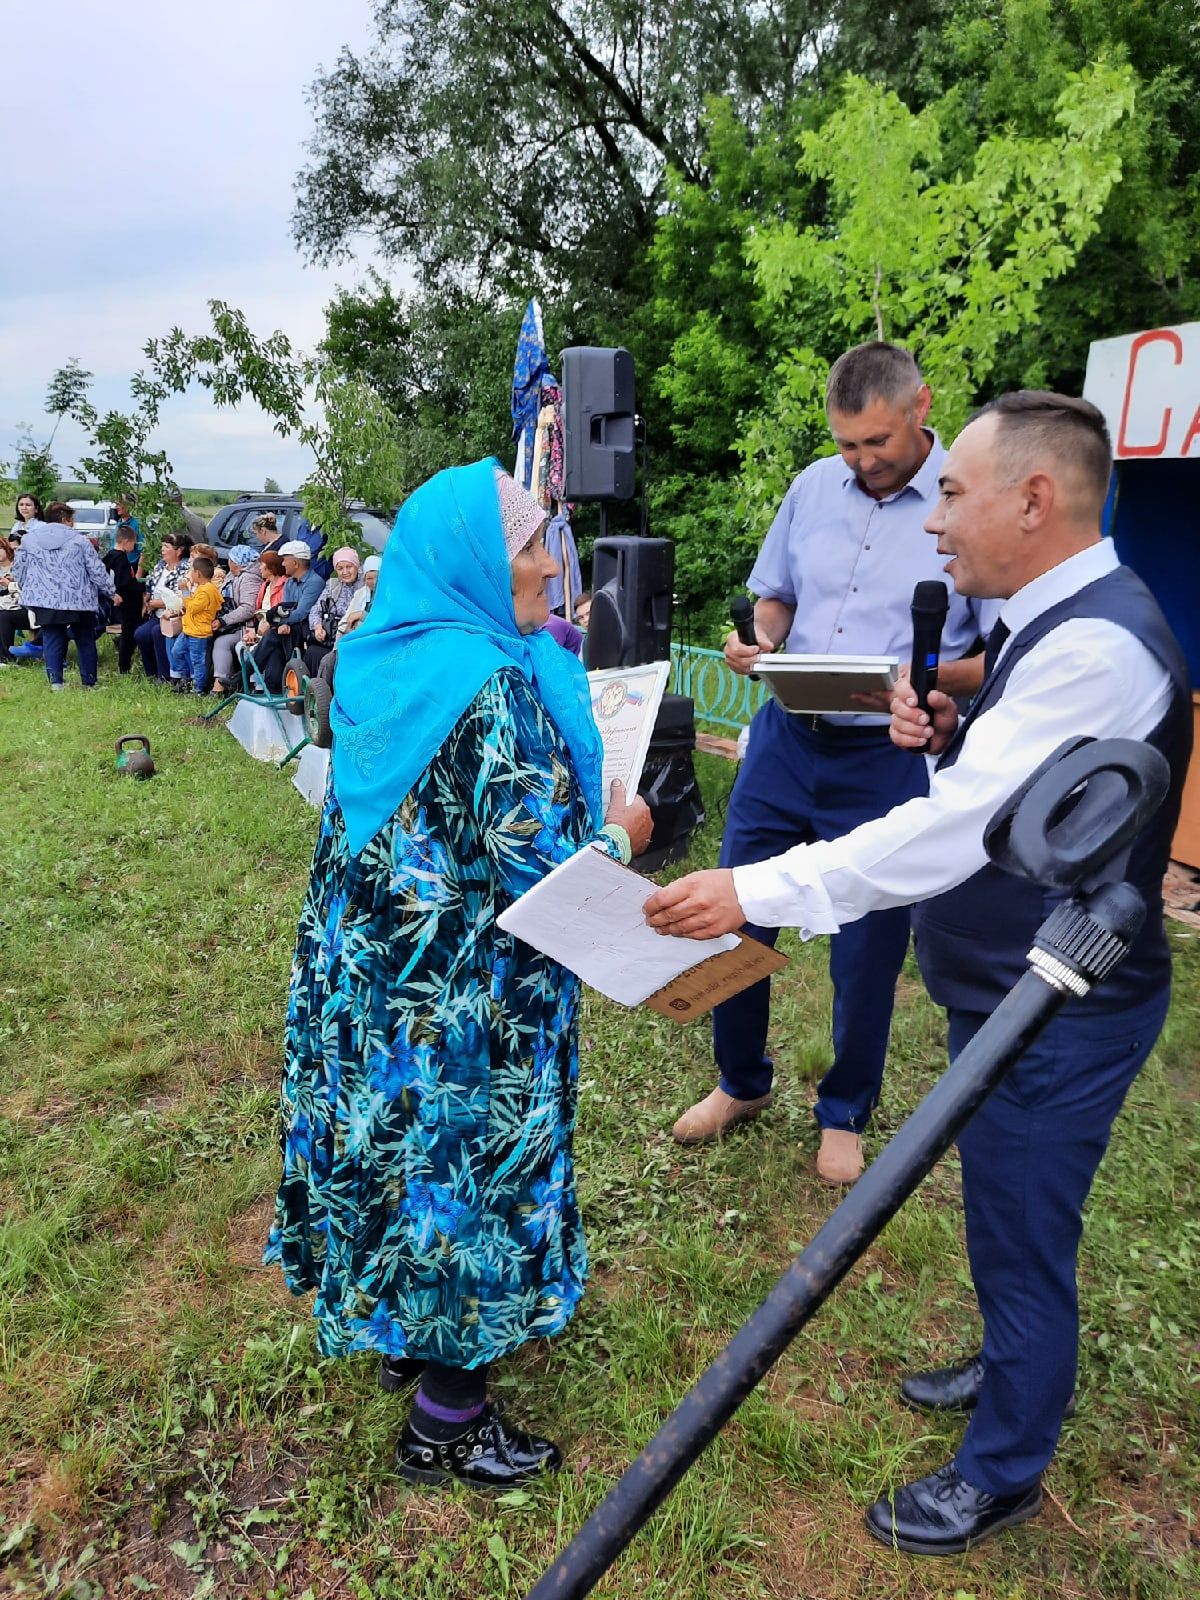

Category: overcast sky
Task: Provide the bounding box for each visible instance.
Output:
[1,0,400,491]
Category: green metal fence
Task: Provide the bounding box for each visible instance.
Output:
[669,643,767,731]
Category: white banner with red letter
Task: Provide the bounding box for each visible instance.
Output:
[1084,322,1200,460]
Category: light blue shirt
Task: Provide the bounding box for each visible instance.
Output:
[748,433,991,668]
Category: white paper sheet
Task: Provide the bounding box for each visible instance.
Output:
[497,843,738,1007]
[587,661,670,800]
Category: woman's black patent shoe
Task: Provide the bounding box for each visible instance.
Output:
[379,1355,424,1393]
[395,1403,562,1489]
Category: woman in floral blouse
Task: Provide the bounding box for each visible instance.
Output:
[266,461,650,1489]
[133,533,192,679]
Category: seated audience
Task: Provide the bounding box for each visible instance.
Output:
[169,489,208,542]
[189,542,227,585]
[253,513,285,554]
[211,545,262,694]
[0,537,33,665]
[11,492,42,540]
[338,554,381,637]
[135,534,192,680]
[251,541,324,693]
[114,499,142,556]
[303,546,360,675]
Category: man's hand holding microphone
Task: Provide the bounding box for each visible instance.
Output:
[889,579,960,756]
[724,594,793,675]
[888,680,959,755]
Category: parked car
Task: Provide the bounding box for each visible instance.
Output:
[204,496,393,562]
[67,501,118,550]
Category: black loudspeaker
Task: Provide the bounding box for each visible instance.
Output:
[636,694,706,873]
[585,536,673,669]
[562,346,636,501]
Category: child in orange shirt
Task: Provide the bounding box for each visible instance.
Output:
[171,555,222,693]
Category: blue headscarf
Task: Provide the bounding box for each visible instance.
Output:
[330,459,604,855]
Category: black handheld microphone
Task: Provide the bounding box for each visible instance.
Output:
[730,594,760,679]
[730,594,758,649]
[910,580,949,714]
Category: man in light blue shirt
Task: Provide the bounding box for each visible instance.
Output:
[671,342,988,1183]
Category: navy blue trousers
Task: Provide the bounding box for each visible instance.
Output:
[41,615,98,687]
[134,617,172,679]
[949,986,1168,1494]
[713,700,928,1130]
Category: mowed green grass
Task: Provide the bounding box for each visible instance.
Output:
[0,646,1197,1599]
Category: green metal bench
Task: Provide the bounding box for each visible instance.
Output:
[669,643,767,732]
[202,647,311,769]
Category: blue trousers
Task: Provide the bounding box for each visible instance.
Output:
[170,631,211,692]
[949,987,1169,1495]
[41,614,98,686]
[713,700,928,1130]
[134,617,171,678]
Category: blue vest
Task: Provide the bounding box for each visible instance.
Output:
[912,566,1192,1014]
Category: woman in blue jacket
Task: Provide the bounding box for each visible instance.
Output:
[13,503,115,689]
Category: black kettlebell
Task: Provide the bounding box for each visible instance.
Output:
[115,735,156,780]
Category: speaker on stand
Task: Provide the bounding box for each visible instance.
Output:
[584,536,673,670]
[562,346,637,505]
[562,345,704,867]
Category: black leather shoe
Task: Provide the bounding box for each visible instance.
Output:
[900,1353,986,1411]
[900,1351,1076,1417]
[378,1355,424,1393]
[865,1462,1042,1555]
[395,1403,562,1490]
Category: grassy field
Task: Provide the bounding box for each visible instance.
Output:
[1,647,1197,1600]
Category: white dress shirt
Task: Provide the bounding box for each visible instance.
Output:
[734,541,1173,934]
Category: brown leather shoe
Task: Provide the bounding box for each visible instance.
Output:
[816,1128,864,1185]
[672,1087,772,1145]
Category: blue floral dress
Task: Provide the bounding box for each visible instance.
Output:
[265,667,620,1367]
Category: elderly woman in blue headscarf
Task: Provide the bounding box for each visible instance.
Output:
[211,544,262,694]
[266,461,651,1490]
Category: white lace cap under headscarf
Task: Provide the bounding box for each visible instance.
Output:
[495,468,547,560]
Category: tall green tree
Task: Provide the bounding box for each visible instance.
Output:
[70,365,179,543]
[739,60,1136,519]
[147,303,410,545]
[928,0,1200,394]
[295,1,834,303]
[644,57,1137,632]
[8,359,97,505]
[11,431,59,506]
[321,274,523,481]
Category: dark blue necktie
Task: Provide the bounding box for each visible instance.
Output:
[983,620,1011,676]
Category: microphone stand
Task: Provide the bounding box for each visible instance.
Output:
[526,736,1168,1600]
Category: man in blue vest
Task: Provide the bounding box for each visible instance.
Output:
[671,341,991,1185]
[645,391,1191,1554]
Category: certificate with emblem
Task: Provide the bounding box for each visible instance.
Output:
[498,843,786,1019]
[587,661,671,798]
